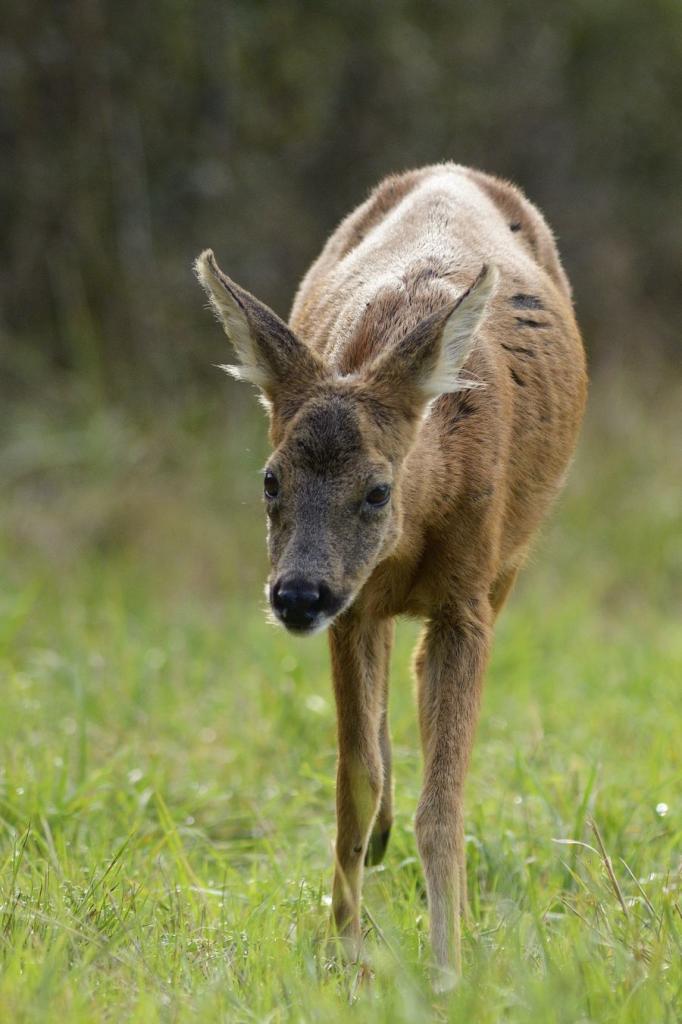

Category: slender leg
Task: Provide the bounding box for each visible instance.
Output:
[413,597,491,985]
[329,613,393,956]
[366,619,394,866]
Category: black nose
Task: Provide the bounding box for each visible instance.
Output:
[272,577,331,631]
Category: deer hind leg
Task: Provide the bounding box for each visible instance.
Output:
[329,615,393,957]
[366,620,394,866]
[414,599,491,986]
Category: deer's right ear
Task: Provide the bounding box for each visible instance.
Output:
[194,249,322,403]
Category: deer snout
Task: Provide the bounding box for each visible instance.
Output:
[271,577,336,633]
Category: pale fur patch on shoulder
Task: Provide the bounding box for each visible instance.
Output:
[195,249,270,390]
[422,264,498,398]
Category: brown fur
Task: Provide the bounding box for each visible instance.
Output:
[195,162,587,985]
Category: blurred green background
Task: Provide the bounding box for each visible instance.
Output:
[2,0,681,399]
[1,4,681,1020]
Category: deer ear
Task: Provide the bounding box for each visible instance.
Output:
[366,265,497,412]
[418,264,498,398]
[194,249,322,401]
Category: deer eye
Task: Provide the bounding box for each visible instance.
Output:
[365,483,391,508]
[264,470,279,499]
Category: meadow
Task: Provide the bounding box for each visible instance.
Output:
[1,373,680,1022]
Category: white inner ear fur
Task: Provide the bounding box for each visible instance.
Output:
[194,249,271,390]
[421,264,499,399]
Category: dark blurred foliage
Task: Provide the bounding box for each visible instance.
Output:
[1,0,680,401]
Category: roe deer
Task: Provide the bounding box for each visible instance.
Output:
[195,163,587,986]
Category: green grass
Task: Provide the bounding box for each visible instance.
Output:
[1,376,681,1022]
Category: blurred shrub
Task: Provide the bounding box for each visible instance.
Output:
[1,0,680,399]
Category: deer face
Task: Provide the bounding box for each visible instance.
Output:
[195,250,495,634]
[262,391,403,633]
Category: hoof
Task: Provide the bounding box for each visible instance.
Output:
[364,825,391,866]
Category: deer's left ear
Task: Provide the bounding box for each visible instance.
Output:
[417,264,498,399]
[195,249,322,402]
[366,264,498,412]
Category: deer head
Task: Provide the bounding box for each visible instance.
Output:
[196,250,496,633]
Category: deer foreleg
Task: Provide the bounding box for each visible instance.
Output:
[414,598,491,986]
